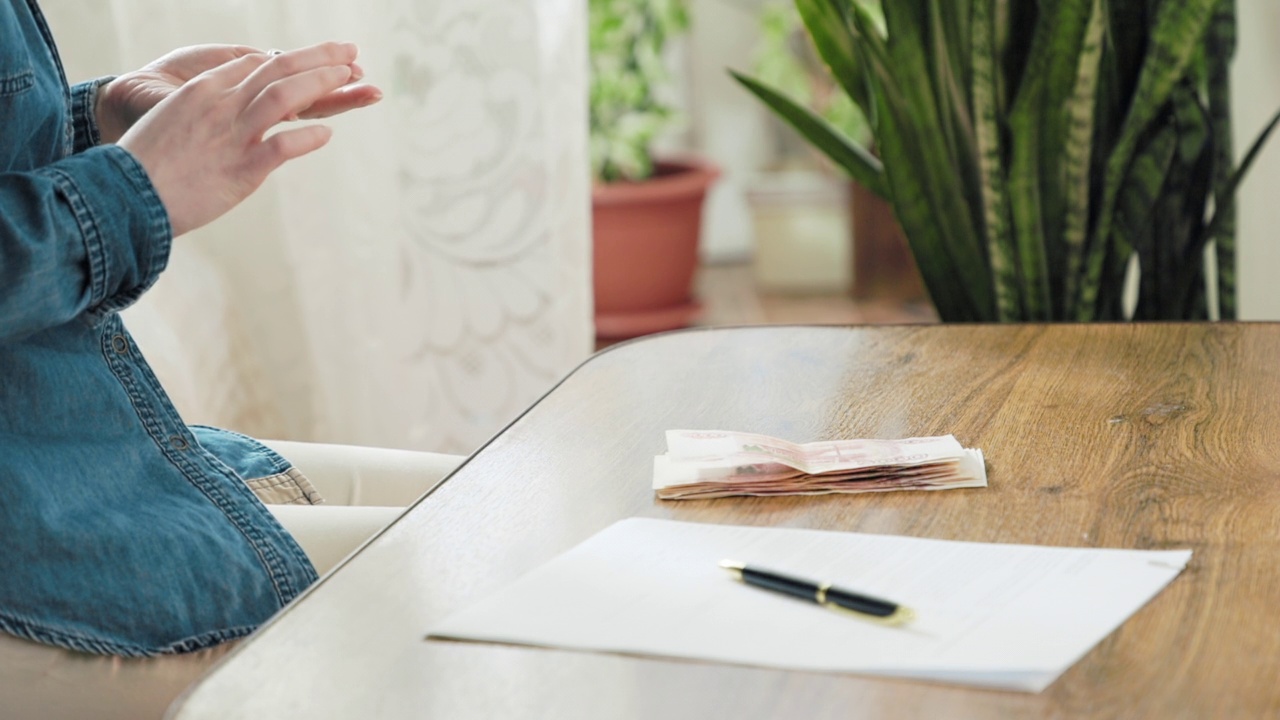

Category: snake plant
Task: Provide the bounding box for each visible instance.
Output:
[737,0,1280,321]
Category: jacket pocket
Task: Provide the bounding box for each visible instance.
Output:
[0,68,35,97]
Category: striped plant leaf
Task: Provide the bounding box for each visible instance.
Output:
[1206,0,1238,319]
[1031,0,1099,317]
[1167,88,1216,320]
[926,0,974,159]
[871,1,993,319]
[736,0,1274,324]
[1004,7,1056,320]
[928,0,982,238]
[1141,87,1212,320]
[1117,121,1178,320]
[1059,0,1106,318]
[971,0,1020,320]
[731,71,889,198]
[991,0,1010,114]
[1076,0,1220,320]
[932,0,972,83]
[850,4,991,320]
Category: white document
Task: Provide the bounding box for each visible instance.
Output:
[427,518,1191,692]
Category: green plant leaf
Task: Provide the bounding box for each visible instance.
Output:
[1167,88,1216,320]
[736,0,1263,325]
[1002,0,1104,320]
[793,0,874,122]
[925,0,970,159]
[928,0,981,234]
[971,0,1019,320]
[1003,7,1056,320]
[1206,0,1238,318]
[731,71,889,198]
[1059,0,1106,318]
[1076,0,1220,320]
[853,3,993,320]
[1195,105,1280,267]
[1117,120,1178,320]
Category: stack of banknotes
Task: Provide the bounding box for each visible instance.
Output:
[653,430,987,500]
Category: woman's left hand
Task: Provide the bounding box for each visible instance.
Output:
[95,44,380,144]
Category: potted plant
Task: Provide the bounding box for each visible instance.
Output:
[736,0,1280,321]
[589,0,719,339]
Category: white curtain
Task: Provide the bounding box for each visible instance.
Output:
[41,0,594,455]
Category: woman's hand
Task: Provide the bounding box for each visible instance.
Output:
[117,41,382,236]
[96,43,381,144]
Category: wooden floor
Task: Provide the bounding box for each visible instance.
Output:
[692,261,937,329]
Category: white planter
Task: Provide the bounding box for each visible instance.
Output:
[747,171,851,294]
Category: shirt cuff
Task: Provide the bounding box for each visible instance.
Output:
[70,77,115,154]
[35,144,173,316]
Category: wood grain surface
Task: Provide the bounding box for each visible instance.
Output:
[171,324,1280,719]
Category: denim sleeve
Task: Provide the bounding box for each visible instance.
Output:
[0,145,172,343]
[69,77,114,153]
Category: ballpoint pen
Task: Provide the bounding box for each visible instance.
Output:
[719,560,915,626]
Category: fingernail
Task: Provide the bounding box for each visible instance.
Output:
[341,41,359,55]
[350,63,365,81]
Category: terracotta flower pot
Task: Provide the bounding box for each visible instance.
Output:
[592,157,720,340]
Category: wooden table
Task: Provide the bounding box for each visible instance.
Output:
[170,324,1280,719]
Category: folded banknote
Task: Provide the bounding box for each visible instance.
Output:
[654,429,986,500]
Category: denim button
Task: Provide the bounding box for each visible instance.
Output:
[169,435,189,451]
[110,335,128,354]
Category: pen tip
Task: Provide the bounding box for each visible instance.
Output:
[719,560,746,581]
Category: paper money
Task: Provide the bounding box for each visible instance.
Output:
[654,430,986,500]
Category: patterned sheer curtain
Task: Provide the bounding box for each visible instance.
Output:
[41,0,594,455]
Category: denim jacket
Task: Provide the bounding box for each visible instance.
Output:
[0,0,320,656]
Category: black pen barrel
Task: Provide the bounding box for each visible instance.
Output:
[736,564,904,621]
[740,567,819,602]
[825,587,898,617]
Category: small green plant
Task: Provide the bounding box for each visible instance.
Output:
[737,0,1280,321]
[589,0,690,183]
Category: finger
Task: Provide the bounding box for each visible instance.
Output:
[240,65,353,135]
[237,42,359,100]
[162,44,265,80]
[196,44,263,61]
[250,124,334,175]
[197,51,272,91]
[296,84,383,120]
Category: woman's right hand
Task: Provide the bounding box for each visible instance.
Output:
[117,41,381,237]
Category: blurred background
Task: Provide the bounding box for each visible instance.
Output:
[38,0,1280,458]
